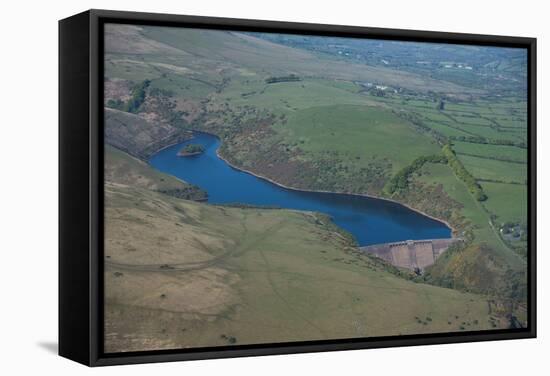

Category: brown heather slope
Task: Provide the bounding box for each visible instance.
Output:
[104,107,192,159]
[423,243,527,306]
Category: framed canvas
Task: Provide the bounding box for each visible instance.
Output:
[59,9,536,366]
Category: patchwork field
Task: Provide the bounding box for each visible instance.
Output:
[365,92,528,256]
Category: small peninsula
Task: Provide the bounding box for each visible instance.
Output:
[177,144,205,157]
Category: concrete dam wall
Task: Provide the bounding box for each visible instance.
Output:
[359,238,462,271]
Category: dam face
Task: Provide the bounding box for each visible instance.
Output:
[359,238,462,271]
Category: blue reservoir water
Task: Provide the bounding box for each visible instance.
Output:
[149,132,451,246]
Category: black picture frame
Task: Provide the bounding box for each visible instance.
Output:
[59,9,537,367]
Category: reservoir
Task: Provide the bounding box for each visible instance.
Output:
[149,132,451,246]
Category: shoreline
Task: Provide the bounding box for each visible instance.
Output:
[142,132,196,158]
[149,129,456,236]
[215,147,456,235]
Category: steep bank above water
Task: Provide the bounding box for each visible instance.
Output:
[149,132,451,246]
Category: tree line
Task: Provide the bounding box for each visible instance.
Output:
[449,135,526,149]
[265,74,301,84]
[125,79,151,113]
[384,145,488,202]
[442,144,487,201]
[384,154,447,195]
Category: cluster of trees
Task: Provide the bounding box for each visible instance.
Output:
[125,79,151,114]
[442,144,487,201]
[385,154,447,194]
[178,143,205,155]
[296,152,391,196]
[372,88,387,97]
[106,98,125,111]
[105,79,151,114]
[501,221,527,241]
[265,74,301,84]
[220,334,237,344]
[449,135,526,149]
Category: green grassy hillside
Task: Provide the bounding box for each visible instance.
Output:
[105,183,506,353]
[210,103,440,195]
[105,145,206,200]
[134,25,473,94]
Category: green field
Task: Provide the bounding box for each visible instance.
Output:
[459,154,527,184]
[422,120,474,138]
[278,104,440,173]
[481,181,528,224]
[453,141,527,163]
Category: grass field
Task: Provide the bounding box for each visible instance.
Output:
[220,78,372,112]
[422,120,474,138]
[277,104,440,174]
[459,155,527,184]
[136,26,473,95]
[481,182,528,224]
[105,183,504,352]
[452,141,527,163]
